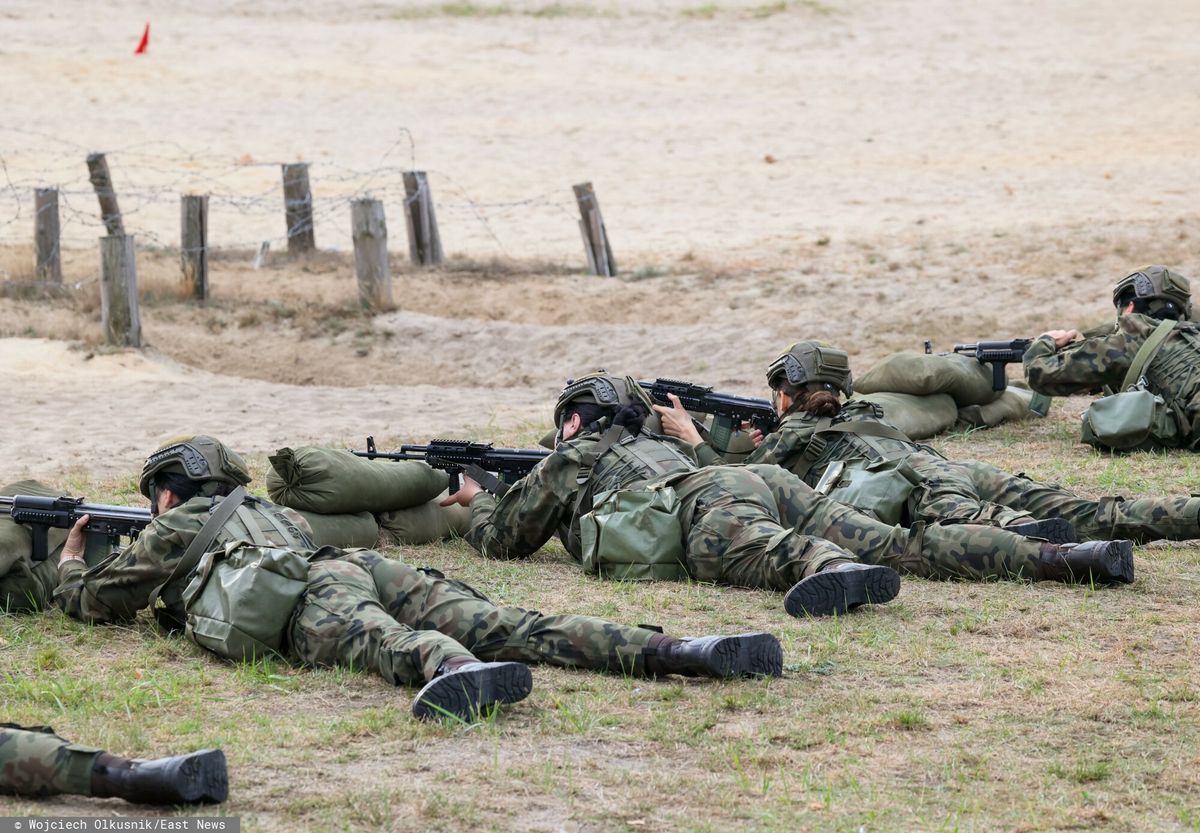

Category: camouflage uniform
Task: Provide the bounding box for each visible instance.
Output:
[55,494,661,682]
[0,726,98,797]
[466,429,1052,585]
[1024,312,1200,448]
[0,480,67,612]
[291,549,657,682]
[728,403,1200,548]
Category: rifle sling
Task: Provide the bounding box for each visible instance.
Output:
[792,418,912,483]
[572,425,626,520]
[1120,319,1176,391]
[463,464,510,498]
[147,485,247,625]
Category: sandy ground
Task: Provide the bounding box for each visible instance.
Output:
[1,0,1199,263]
[0,0,1196,480]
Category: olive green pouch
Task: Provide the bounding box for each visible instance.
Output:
[1080,319,1178,451]
[579,485,688,581]
[182,541,311,662]
[820,457,925,525]
[1080,389,1176,451]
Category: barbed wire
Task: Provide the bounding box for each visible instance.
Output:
[0,127,589,272]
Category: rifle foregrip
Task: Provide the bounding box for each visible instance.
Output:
[449,471,461,494]
[992,362,1007,392]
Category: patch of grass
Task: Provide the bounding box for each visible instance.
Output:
[681,3,721,18]
[1049,758,1112,784]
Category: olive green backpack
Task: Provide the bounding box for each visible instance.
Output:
[182,541,311,662]
[1080,320,1179,451]
[578,484,688,581]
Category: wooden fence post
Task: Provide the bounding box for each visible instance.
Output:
[99,235,142,347]
[180,194,209,300]
[86,153,125,236]
[281,163,316,255]
[401,171,443,266]
[573,182,617,277]
[351,198,393,310]
[34,188,62,284]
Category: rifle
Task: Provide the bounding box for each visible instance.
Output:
[924,338,1033,392]
[638,378,778,452]
[353,437,549,496]
[0,494,151,563]
[924,338,1051,417]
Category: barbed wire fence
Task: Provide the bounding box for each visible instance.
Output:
[0,127,617,301]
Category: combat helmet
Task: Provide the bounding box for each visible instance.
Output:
[1112,266,1192,321]
[765,341,853,397]
[553,371,656,429]
[139,435,252,502]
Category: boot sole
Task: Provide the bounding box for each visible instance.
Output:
[1096,540,1135,584]
[412,663,533,721]
[166,749,229,805]
[706,633,784,678]
[1009,517,1078,545]
[784,566,901,618]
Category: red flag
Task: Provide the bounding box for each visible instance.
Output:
[134,23,150,55]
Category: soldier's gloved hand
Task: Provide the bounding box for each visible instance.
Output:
[652,393,705,447]
[440,476,482,507]
[1041,328,1081,348]
[59,514,90,566]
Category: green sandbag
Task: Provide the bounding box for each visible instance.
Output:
[266,446,449,514]
[957,386,1044,429]
[856,352,1001,407]
[295,510,380,549]
[0,479,68,611]
[1,480,68,577]
[378,495,471,545]
[849,392,958,441]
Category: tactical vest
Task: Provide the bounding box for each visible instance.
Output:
[213,497,314,551]
[587,434,696,495]
[784,402,924,486]
[1143,323,1200,410]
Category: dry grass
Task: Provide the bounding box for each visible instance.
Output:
[2,418,1199,832]
[2,218,1200,830]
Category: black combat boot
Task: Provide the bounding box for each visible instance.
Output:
[411,657,533,721]
[1035,541,1135,584]
[1005,517,1078,544]
[642,632,783,678]
[90,749,228,805]
[783,560,901,618]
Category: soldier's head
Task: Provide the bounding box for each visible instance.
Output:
[139,435,251,515]
[765,341,853,417]
[1112,266,1192,321]
[553,372,656,442]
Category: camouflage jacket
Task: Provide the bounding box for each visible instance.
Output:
[1024,313,1200,410]
[465,431,698,562]
[697,402,930,485]
[53,494,313,626]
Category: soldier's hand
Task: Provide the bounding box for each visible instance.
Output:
[749,428,765,448]
[440,476,482,507]
[652,393,705,447]
[1042,328,1081,348]
[59,514,90,565]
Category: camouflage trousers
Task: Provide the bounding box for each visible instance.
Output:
[908,453,1200,543]
[672,466,850,592]
[288,550,658,686]
[743,464,1048,582]
[0,726,99,797]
